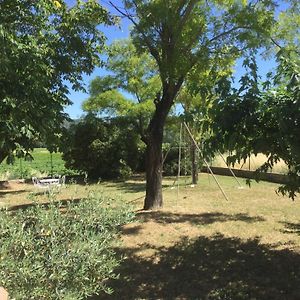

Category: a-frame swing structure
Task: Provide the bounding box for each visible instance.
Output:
[173,122,243,201]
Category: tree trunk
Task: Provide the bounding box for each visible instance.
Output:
[0,149,8,165]
[191,142,198,185]
[144,130,164,210]
[143,85,181,210]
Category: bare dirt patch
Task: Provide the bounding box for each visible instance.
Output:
[0,180,33,207]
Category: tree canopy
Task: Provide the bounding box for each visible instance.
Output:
[208,51,300,198]
[83,39,160,139]
[269,0,300,54]
[0,0,113,163]
[61,114,144,180]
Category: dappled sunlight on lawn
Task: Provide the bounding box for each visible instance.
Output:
[1,176,300,299]
[93,233,300,300]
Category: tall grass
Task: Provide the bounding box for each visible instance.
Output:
[210,153,288,174]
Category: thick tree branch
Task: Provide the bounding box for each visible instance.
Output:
[208,26,251,44]
[109,1,161,66]
[178,0,198,31]
[137,114,148,144]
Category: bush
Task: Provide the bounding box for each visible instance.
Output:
[0,194,134,299]
[163,147,179,176]
[118,159,133,180]
[62,115,145,180]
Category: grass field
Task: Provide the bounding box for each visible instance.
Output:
[0,148,77,180]
[210,153,288,174]
[1,174,299,299]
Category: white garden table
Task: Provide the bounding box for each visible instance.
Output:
[39,178,60,185]
[32,176,65,192]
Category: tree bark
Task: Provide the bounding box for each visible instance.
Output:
[191,142,198,184]
[0,149,8,165]
[144,130,164,210]
[143,85,180,210]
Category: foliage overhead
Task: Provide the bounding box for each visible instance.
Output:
[83,39,160,138]
[208,50,300,198]
[269,0,300,55]
[121,0,275,90]
[0,0,113,162]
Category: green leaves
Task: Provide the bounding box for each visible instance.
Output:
[208,53,300,199]
[62,115,144,179]
[0,194,134,299]
[126,0,275,87]
[83,90,132,116]
[0,0,113,162]
[83,39,159,136]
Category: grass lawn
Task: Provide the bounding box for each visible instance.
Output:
[0,148,76,180]
[1,174,300,299]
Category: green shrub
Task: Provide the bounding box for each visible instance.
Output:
[61,115,145,180]
[118,159,133,180]
[163,146,179,176]
[0,194,134,299]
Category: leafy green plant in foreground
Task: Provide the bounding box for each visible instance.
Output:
[0,194,134,299]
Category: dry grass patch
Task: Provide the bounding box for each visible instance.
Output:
[93,175,300,300]
[211,153,288,174]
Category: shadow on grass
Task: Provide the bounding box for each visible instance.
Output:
[8,198,85,211]
[91,233,300,300]
[105,181,171,194]
[105,181,146,193]
[281,221,300,236]
[104,181,183,195]
[120,225,144,235]
[0,190,28,198]
[137,211,265,226]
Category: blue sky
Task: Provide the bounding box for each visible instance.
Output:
[64,0,281,119]
[65,0,130,118]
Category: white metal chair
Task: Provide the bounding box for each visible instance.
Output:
[60,175,66,186]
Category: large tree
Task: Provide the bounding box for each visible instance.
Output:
[0,0,113,163]
[112,0,275,209]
